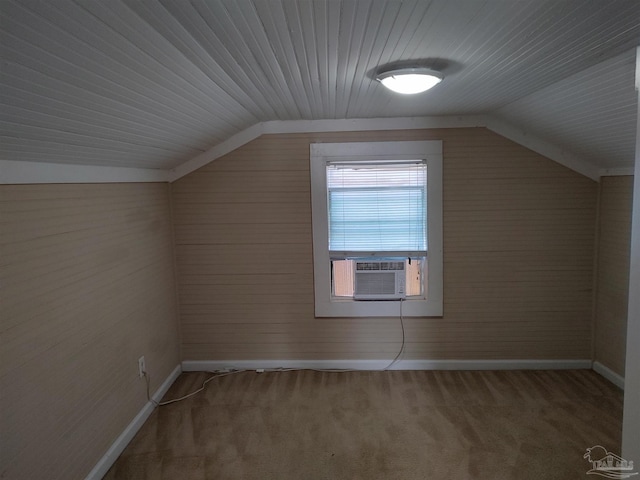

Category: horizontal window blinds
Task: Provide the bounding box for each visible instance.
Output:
[326,161,427,254]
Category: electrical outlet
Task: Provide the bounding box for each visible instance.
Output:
[138,356,146,378]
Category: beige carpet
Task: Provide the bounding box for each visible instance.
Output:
[104,369,622,480]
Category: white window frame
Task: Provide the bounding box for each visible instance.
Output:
[310,140,443,317]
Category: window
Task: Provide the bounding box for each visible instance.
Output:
[310,141,443,317]
[327,160,427,298]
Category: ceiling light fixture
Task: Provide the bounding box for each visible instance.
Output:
[376,67,443,94]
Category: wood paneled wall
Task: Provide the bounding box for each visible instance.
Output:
[594,176,634,376]
[0,183,180,480]
[172,127,598,362]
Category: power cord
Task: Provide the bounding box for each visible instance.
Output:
[144,369,248,406]
[145,362,408,407]
[144,300,407,405]
[384,298,405,370]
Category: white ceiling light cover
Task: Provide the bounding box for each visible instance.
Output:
[376,68,444,94]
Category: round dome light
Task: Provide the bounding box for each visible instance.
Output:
[376,67,443,94]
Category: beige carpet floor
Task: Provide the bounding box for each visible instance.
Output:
[104,369,623,480]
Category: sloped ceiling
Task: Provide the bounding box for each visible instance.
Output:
[495,48,637,172]
[1,0,639,179]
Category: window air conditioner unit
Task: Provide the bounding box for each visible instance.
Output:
[353,260,406,300]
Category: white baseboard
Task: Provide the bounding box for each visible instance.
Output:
[182,359,593,372]
[592,361,625,389]
[84,364,182,480]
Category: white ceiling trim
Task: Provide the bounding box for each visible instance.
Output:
[0,160,168,184]
[261,116,487,134]
[601,167,636,177]
[484,116,601,181]
[1,115,613,184]
[167,123,265,182]
[169,115,603,182]
[168,115,486,182]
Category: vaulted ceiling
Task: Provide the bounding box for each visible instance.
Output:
[1,0,639,180]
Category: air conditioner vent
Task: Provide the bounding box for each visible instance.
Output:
[356,261,405,271]
[354,260,406,300]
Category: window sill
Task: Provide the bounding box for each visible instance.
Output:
[314,297,443,318]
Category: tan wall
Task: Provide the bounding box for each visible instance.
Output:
[172,127,598,362]
[0,183,180,480]
[594,176,634,376]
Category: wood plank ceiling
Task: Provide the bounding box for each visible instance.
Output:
[1,0,639,172]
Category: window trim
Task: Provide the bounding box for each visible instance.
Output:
[310,140,443,317]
